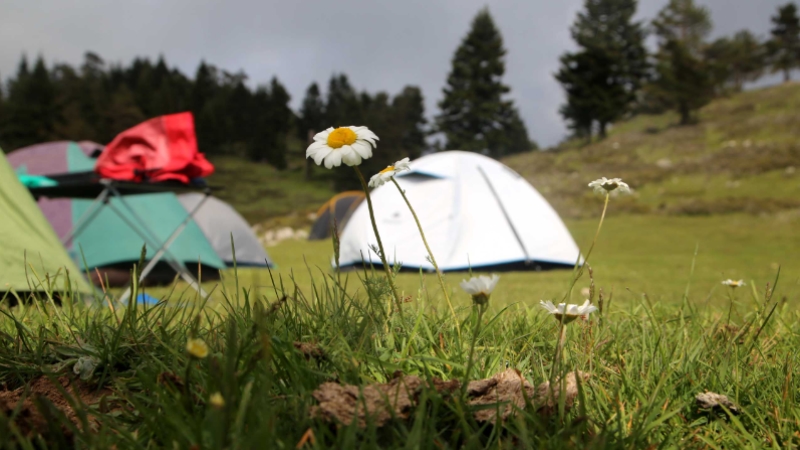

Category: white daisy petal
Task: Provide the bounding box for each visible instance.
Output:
[540,299,597,323]
[306,140,328,157]
[351,141,373,159]
[588,177,631,195]
[324,150,342,169]
[312,147,332,166]
[313,128,334,142]
[368,173,382,188]
[459,274,499,296]
[356,128,379,141]
[342,150,362,166]
[394,158,411,172]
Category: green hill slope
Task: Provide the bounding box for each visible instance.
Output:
[504,82,800,219]
[207,156,336,226]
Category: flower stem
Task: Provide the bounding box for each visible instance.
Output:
[391,178,460,338]
[562,193,609,302]
[726,289,735,328]
[550,322,567,381]
[462,304,486,395]
[353,166,404,319]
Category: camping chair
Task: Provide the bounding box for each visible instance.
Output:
[29,173,216,302]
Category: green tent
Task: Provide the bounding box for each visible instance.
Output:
[0,148,92,295]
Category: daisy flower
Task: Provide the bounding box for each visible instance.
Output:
[186,338,209,359]
[588,177,631,194]
[369,157,411,187]
[306,126,378,169]
[460,274,500,305]
[722,279,745,288]
[539,300,597,324]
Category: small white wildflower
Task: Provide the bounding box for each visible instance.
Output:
[305,126,379,169]
[540,300,597,324]
[368,157,411,187]
[460,274,500,305]
[721,279,745,288]
[588,177,631,194]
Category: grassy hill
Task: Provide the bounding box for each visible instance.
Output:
[504,82,800,219]
[215,82,800,229]
[206,156,336,227]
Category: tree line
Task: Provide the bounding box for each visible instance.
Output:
[0,7,533,190]
[557,0,800,140]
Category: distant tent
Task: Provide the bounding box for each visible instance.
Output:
[0,147,92,297]
[7,141,226,287]
[177,193,273,267]
[337,151,581,272]
[309,191,365,240]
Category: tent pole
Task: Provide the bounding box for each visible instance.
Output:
[110,187,211,302]
[60,188,110,246]
[104,190,194,277]
[476,165,531,264]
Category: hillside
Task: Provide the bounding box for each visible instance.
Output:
[504,82,800,219]
[212,82,800,228]
[206,156,336,227]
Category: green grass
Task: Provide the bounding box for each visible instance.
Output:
[184,212,800,312]
[3,210,799,447]
[2,208,799,448]
[504,82,800,219]
[3,84,800,448]
[207,156,336,225]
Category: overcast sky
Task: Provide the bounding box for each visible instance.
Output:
[0,0,790,147]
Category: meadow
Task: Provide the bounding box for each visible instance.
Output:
[2,84,800,448]
[2,206,799,448]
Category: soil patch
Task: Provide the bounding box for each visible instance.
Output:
[0,375,112,439]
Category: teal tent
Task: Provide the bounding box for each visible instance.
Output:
[8,141,226,286]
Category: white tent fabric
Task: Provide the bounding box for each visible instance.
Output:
[337,151,581,271]
[178,194,273,267]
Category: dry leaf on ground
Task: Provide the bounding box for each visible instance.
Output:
[696,391,739,414]
[310,368,590,427]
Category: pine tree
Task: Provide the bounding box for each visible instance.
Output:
[555,52,597,139]
[1,56,60,149]
[325,74,361,126]
[767,3,800,82]
[729,31,766,89]
[191,61,221,154]
[435,8,531,157]
[555,0,648,140]
[650,0,714,125]
[104,84,145,138]
[705,31,765,93]
[265,77,291,169]
[298,82,325,139]
[392,86,427,159]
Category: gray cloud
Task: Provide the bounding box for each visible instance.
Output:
[0,0,789,147]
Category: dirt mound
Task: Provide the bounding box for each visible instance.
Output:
[0,375,111,439]
[311,368,589,427]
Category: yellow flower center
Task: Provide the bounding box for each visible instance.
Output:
[379,165,395,174]
[326,127,357,149]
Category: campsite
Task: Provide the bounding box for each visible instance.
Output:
[2,0,800,448]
